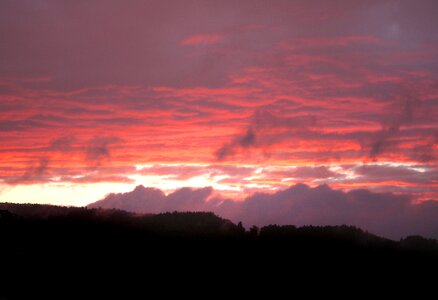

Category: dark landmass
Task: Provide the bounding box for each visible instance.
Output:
[1,203,437,298]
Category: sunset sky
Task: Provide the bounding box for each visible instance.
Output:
[0,0,437,207]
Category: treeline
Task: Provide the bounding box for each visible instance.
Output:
[1,203,437,255]
[1,203,438,298]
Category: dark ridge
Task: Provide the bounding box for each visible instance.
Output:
[1,203,437,298]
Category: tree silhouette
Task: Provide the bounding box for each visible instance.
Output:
[249,225,259,237]
[0,201,438,300]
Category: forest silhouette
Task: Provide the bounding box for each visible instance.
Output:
[1,203,437,298]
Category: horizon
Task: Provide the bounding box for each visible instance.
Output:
[0,1,437,236]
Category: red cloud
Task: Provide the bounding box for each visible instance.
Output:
[1,1,438,204]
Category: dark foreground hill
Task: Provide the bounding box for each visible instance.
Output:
[1,203,437,298]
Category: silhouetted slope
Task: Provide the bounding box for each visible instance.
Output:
[2,203,438,250]
[0,202,238,233]
[1,203,438,298]
[1,202,85,218]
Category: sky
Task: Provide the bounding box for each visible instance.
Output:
[0,1,437,212]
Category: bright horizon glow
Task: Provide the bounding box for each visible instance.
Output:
[0,1,437,207]
[0,160,435,206]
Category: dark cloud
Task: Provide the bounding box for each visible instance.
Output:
[50,135,126,167]
[4,157,50,184]
[1,136,131,185]
[238,127,257,147]
[88,183,438,240]
[0,119,49,132]
[351,164,437,184]
[252,110,318,131]
[216,127,257,160]
[50,136,76,152]
[215,145,235,161]
[410,131,438,162]
[369,95,421,158]
[293,166,336,179]
[84,136,121,166]
[216,108,318,160]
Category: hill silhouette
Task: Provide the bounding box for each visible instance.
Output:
[1,203,437,298]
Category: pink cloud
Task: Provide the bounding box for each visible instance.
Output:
[1,0,438,203]
[181,33,223,46]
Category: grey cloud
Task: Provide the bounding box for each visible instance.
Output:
[165,187,213,212]
[216,127,257,160]
[410,131,438,162]
[3,157,50,184]
[89,183,438,240]
[252,110,317,131]
[50,136,76,152]
[216,108,318,160]
[268,166,337,180]
[90,186,166,214]
[369,95,421,158]
[233,184,436,241]
[351,164,438,184]
[84,136,121,165]
[89,185,213,214]
[0,119,48,132]
[49,135,125,167]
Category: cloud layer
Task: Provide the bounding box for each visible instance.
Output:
[0,1,437,205]
[89,184,438,240]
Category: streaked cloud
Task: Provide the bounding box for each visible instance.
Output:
[0,0,436,207]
